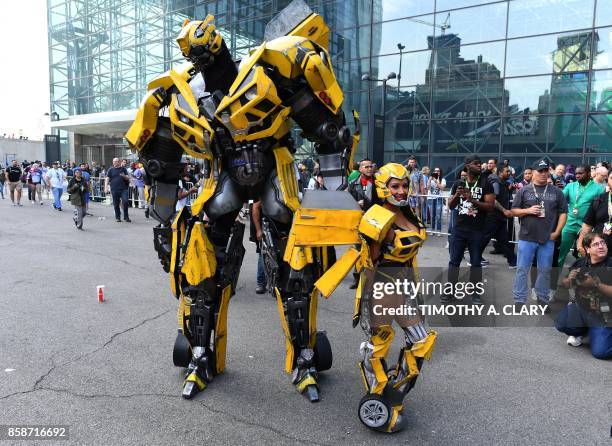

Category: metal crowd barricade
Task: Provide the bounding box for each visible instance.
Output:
[401,191,520,245]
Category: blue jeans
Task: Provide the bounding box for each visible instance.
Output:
[0,181,4,199]
[427,198,443,232]
[111,188,129,220]
[555,304,612,360]
[257,253,266,287]
[512,239,554,303]
[52,187,63,209]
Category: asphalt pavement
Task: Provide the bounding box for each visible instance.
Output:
[0,196,610,445]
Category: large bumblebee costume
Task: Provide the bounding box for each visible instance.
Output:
[351,164,437,432]
[125,1,362,401]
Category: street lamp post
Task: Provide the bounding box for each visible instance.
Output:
[397,43,405,98]
[362,72,397,166]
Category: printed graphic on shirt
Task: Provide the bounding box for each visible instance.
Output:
[458,187,482,217]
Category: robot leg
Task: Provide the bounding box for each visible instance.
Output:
[178,213,245,399]
[357,323,437,432]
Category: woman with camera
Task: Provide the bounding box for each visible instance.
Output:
[557,232,612,359]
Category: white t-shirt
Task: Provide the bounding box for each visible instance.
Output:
[47,168,66,188]
[176,179,189,211]
[427,177,446,199]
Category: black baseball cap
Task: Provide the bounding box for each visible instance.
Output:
[532,159,550,171]
[464,155,481,165]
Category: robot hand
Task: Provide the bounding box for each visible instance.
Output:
[177,15,223,70]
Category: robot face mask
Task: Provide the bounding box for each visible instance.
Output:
[176,16,223,70]
[375,163,411,207]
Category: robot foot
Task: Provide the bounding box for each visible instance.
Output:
[294,374,319,402]
[182,370,207,399]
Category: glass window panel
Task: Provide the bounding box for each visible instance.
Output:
[432,77,504,117]
[596,0,612,27]
[432,118,478,152]
[371,51,432,86]
[593,27,612,70]
[508,0,594,38]
[337,58,369,92]
[504,74,588,115]
[387,123,429,160]
[436,0,502,11]
[231,0,273,22]
[586,113,612,152]
[434,2,507,47]
[378,0,435,22]
[506,32,596,77]
[590,70,612,112]
[372,15,434,55]
[313,0,372,30]
[543,114,586,152]
[331,26,370,62]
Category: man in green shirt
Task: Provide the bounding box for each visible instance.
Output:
[558,165,604,267]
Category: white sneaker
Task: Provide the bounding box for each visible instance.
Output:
[445,242,449,248]
[530,288,537,301]
[566,336,582,347]
[548,290,556,303]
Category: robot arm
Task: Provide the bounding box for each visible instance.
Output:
[288,43,359,190]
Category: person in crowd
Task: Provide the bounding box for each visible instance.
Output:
[406,156,424,217]
[480,165,517,268]
[556,232,612,359]
[347,161,360,184]
[564,164,576,183]
[558,165,604,268]
[593,166,609,187]
[513,167,532,191]
[76,163,92,215]
[105,157,131,222]
[426,167,446,236]
[552,164,567,188]
[0,165,5,199]
[446,169,467,249]
[67,169,88,230]
[41,162,50,199]
[484,158,497,177]
[348,158,375,211]
[46,161,66,211]
[502,159,515,177]
[446,155,495,303]
[420,166,430,224]
[577,171,612,253]
[176,165,198,211]
[307,172,326,190]
[27,162,44,205]
[133,163,146,209]
[251,200,267,294]
[6,159,23,206]
[511,159,567,308]
[347,158,376,289]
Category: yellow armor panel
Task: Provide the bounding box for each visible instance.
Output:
[125,88,165,151]
[214,285,232,374]
[216,65,291,142]
[359,205,396,243]
[291,207,362,247]
[167,70,215,159]
[382,227,427,263]
[301,48,343,114]
[181,221,217,285]
[314,247,360,298]
[275,287,295,374]
[286,12,330,50]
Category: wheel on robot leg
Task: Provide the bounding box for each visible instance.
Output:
[172,329,192,368]
[358,394,391,430]
[314,331,332,372]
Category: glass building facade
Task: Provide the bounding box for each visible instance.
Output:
[48,0,612,178]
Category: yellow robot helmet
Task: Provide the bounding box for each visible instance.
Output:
[375,163,410,207]
[176,15,222,67]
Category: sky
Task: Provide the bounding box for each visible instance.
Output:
[0,0,50,140]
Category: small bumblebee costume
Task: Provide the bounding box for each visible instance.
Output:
[125,1,362,402]
[353,163,437,433]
